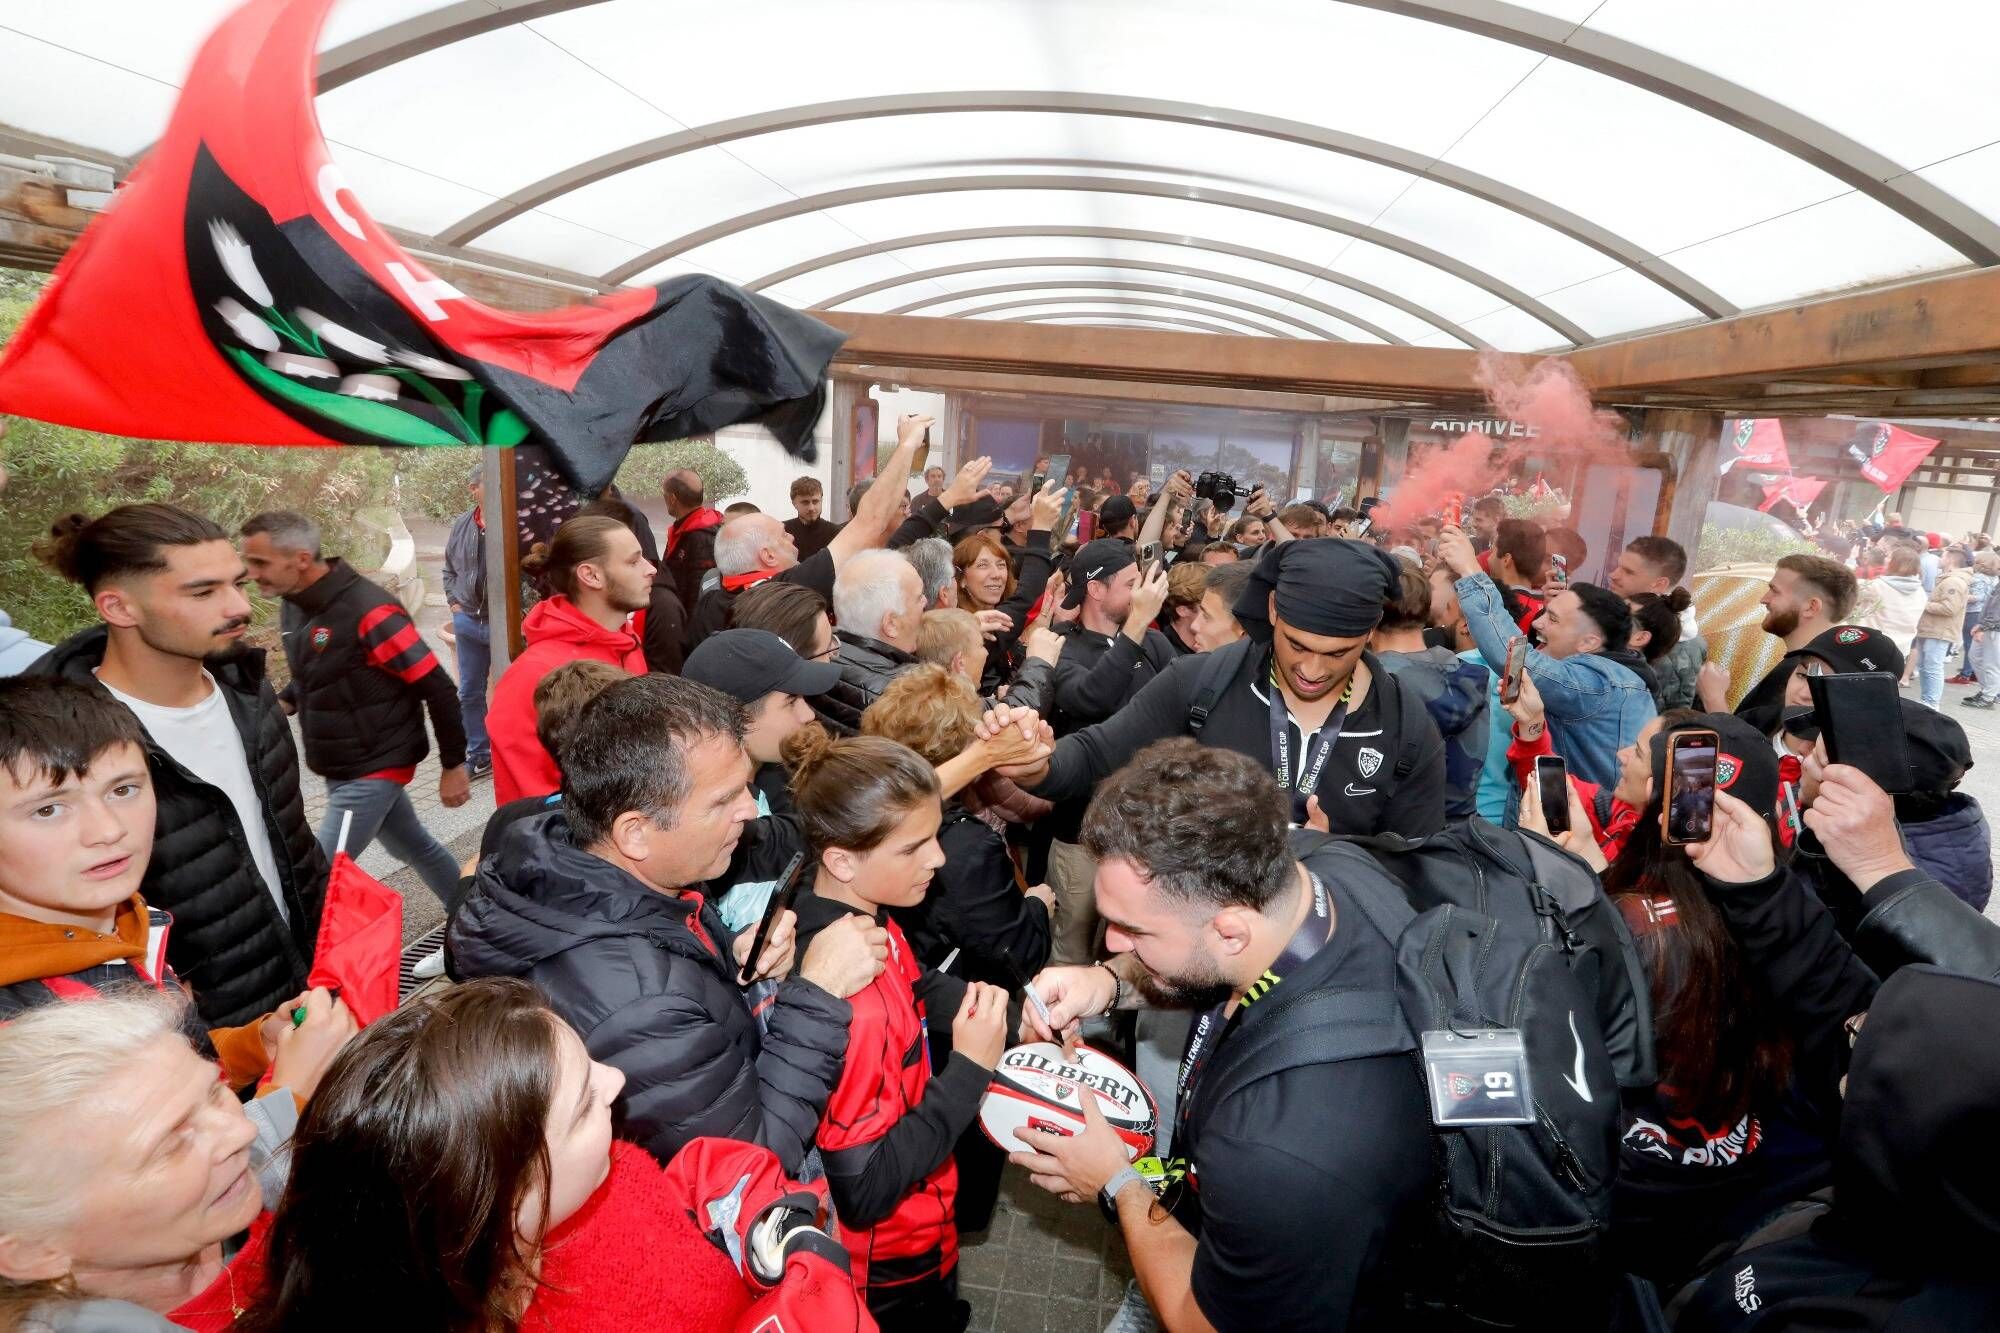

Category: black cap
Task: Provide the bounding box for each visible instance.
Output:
[946,495,1007,537]
[1793,624,1907,680]
[1647,711,1783,819]
[1899,697,1973,795]
[1062,538,1139,607]
[683,629,841,703]
[1098,495,1138,532]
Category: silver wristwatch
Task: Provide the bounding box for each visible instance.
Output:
[1098,1164,1151,1221]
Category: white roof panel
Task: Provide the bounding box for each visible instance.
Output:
[3,0,1993,352]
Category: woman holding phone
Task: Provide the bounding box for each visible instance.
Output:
[1510,682,1823,1291]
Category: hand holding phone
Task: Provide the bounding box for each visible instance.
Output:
[1662,729,1719,846]
[1500,636,1530,704]
[1138,541,1162,577]
[1534,757,1571,836]
[741,851,809,984]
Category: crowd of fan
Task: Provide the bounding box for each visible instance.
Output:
[0,412,1994,1332]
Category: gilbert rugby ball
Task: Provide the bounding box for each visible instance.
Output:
[979,1042,1157,1158]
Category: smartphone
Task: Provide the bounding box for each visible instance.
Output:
[1043,453,1071,495]
[1807,671,1913,794]
[1549,553,1569,589]
[1138,540,1162,577]
[909,427,932,480]
[1077,510,1098,543]
[743,850,809,982]
[1499,636,1530,704]
[1662,729,1719,846]
[1534,756,1571,836]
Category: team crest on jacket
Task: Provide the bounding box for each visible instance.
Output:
[310,626,331,651]
[1358,747,1384,779]
[1836,627,1865,644]
[1715,754,1741,788]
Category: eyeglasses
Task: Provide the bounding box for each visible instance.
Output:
[808,644,838,661]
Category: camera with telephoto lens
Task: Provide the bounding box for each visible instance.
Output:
[1194,471,1252,513]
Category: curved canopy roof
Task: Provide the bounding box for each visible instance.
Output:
[5,0,1997,353]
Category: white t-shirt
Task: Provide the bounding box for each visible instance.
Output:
[100,671,289,923]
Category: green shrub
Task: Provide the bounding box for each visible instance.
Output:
[1692,521,1816,571]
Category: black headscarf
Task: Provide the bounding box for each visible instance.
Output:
[1232,538,1404,642]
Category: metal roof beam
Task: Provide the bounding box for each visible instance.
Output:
[603,174,1590,344]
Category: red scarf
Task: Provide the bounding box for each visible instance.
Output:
[664,506,723,561]
[721,568,779,593]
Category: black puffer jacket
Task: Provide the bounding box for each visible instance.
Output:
[447,810,851,1172]
[814,630,918,735]
[33,628,325,1027]
[276,560,466,781]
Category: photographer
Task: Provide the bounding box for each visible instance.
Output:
[1010,741,1430,1333]
[984,539,1445,842]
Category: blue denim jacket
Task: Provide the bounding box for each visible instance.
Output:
[1455,572,1656,793]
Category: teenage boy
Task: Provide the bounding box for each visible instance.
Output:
[31,504,327,1027]
[0,675,355,1103]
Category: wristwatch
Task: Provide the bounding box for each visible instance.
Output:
[1098,1164,1151,1222]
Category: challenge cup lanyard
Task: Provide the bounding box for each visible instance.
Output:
[1269,667,1349,824]
[1171,872,1334,1154]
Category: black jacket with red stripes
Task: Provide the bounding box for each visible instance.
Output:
[277,559,466,782]
[793,889,985,1297]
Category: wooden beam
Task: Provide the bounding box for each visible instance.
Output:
[839,364,1402,415]
[819,312,1486,401]
[1569,266,2000,393]
[1645,409,1724,557]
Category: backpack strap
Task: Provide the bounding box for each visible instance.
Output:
[1379,667,1432,780]
[1192,985,1414,1127]
[1186,638,1254,737]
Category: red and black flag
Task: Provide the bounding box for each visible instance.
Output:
[0,0,844,495]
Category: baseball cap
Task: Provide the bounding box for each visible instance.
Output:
[945,495,1006,538]
[1899,697,1973,796]
[1062,538,1138,607]
[1792,624,1906,681]
[1648,712,1782,820]
[683,629,840,703]
[1098,495,1138,532]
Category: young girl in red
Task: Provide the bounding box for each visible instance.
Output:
[786,732,1011,1333]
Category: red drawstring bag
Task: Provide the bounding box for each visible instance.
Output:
[306,850,403,1025]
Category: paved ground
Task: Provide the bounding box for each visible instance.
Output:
[958,1172,1137,1332]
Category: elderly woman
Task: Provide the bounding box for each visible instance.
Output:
[0,991,322,1331]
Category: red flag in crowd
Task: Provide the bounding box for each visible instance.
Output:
[1757,475,1827,514]
[1848,422,1941,494]
[1718,418,1792,474]
[308,851,403,1026]
[0,0,843,494]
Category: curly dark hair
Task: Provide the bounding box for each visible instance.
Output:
[1079,739,1292,913]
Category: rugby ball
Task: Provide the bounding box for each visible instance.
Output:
[978,1042,1157,1158]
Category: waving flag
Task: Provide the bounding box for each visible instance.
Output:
[1847,422,1940,494]
[1718,418,1791,475]
[1757,475,1826,514]
[0,0,843,494]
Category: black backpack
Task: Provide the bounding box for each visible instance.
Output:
[1329,817,1657,1091]
[1189,832,1628,1330]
